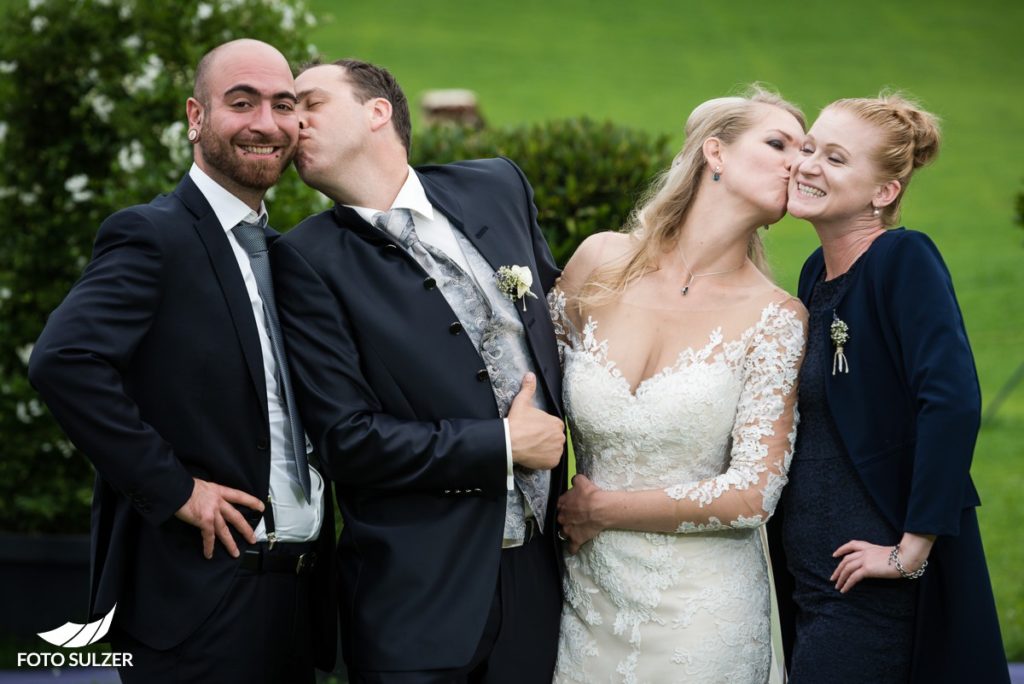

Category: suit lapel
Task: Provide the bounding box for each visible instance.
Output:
[421,173,562,416]
[175,176,269,420]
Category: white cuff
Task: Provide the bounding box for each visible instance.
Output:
[503,417,514,491]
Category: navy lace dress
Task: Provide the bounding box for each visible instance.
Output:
[781,267,917,683]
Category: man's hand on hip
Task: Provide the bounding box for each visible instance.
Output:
[508,372,565,471]
[174,477,265,559]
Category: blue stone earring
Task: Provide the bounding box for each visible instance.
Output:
[712,166,721,182]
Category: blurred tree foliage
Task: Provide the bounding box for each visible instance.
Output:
[0,0,322,533]
[0,1,672,534]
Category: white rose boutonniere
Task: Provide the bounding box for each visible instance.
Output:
[830,311,850,375]
[495,265,538,311]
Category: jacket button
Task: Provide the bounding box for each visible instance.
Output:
[256,437,269,450]
[449,322,463,335]
[423,277,436,290]
[476,369,488,382]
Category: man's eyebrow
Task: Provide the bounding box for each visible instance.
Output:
[223,84,260,98]
[297,87,327,101]
[222,84,297,102]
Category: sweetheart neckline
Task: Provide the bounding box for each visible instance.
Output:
[570,301,788,399]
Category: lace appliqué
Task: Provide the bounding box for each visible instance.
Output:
[663,304,804,533]
[549,289,805,684]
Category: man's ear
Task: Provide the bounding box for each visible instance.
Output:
[186,97,203,137]
[368,97,393,133]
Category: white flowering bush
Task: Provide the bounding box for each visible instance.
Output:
[0,0,325,533]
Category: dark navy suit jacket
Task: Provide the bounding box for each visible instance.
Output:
[28,175,336,668]
[769,228,1008,683]
[272,158,567,671]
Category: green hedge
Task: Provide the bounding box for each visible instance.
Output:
[0,1,672,534]
[412,120,671,266]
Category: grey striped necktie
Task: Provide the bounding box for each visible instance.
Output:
[232,216,312,502]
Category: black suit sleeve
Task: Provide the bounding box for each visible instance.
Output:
[883,232,981,536]
[273,239,507,494]
[28,210,195,524]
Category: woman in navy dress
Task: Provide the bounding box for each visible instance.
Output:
[769,93,1009,683]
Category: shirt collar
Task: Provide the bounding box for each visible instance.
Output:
[348,166,435,225]
[189,163,268,233]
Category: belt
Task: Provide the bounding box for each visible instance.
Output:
[240,541,317,575]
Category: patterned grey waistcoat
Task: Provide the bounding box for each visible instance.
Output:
[418,229,552,544]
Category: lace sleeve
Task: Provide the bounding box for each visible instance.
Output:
[665,301,807,532]
[547,286,581,362]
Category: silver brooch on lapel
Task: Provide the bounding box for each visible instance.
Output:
[830,311,850,375]
[495,265,538,311]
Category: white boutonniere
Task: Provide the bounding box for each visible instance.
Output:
[830,311,850,375]
[495,265,538,311]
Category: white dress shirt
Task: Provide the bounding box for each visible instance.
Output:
[189,164,323,542]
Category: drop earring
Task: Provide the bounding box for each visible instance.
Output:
[712,166,721,182]
[872,206,880,217]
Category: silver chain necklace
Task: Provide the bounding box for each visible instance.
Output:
[677,243,746,296]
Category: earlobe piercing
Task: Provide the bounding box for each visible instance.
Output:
[188,128,199,143]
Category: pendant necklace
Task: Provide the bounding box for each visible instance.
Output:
[677,243,746,296]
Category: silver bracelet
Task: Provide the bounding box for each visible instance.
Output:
[888,544,928,580]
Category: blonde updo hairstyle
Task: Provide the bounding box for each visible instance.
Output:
[826,92,941,227]
[579,85,805,306]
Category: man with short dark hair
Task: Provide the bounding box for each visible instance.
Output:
[29,39,335,683]
[274,58,567,683]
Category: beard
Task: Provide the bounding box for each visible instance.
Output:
[198,122,296,192]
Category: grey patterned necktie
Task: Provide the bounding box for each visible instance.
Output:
[373,209,492,310]
[232,216,312,502]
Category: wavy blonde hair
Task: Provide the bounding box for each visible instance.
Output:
[580,85,804,306]
[827,91,941,227]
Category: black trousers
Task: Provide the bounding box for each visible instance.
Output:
[348,532,562,684]
[111,545,317,684]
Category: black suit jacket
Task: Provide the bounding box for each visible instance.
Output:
[768,228,1008,683]
[272,158,567,671]
[28,175,336,668]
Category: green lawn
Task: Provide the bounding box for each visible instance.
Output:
[307,0,1024,659]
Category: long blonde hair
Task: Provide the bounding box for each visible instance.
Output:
[580,86,804,306]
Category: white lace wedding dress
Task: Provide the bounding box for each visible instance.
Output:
[549,287,806,684]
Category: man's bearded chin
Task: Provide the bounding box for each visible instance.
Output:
[199,126,295,191]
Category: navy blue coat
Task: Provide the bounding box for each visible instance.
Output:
[28,176,336,668]
[272,158,567,671]
[770,228,1008,683]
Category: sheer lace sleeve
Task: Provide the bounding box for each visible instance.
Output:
[665,300,807,532]
[547,287,582,361]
